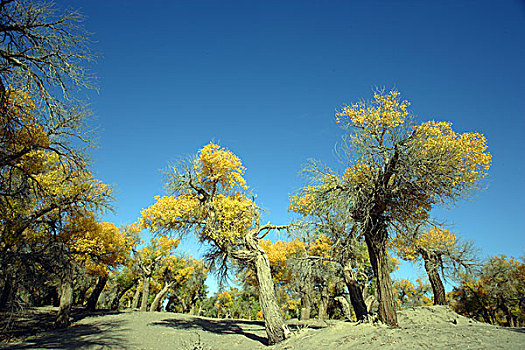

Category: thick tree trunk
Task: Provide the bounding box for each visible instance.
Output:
[343,260,369,321]
[254,252,290,345]
[131,286,141,309]
[55,276,74,328]
[365,233,398,326]
[421,251,447,305]
[150,282,171,312]
[139,277,150,312]
[86,275,109,311]
[318,284,329,320]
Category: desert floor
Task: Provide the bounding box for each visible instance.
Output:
[1,305,524,349]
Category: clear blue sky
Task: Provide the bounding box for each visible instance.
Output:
[57,0,524,288]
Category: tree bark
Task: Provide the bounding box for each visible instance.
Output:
[139,277,150,312]
[421,250,447,305]
[365,231,398,326]
[342,260,369,321]
[131,286,141,309]
[55,276,74,328]
[150,282,171,312]
[299,276,312,321]
[86,275,109,311]
[318,284,329,320]
[253,252,290,345]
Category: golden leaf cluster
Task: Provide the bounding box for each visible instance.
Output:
[336,90,409,135]
[197,143,248,191]
[392,226,456,261]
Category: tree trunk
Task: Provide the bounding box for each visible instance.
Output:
[335,296,352,320]
[299,277,312,321]
[55,276,74,328]
[139,277,150,312]
[150,282,171,312]
[0,275,13,311]
[421,250,447,305]
[86,275,109,311]
[365,233,398,326]
[343,260,369,321]
[111,279,137,310]
[254,252,290,345]
[318,284,329,320]
[131,286,141,309]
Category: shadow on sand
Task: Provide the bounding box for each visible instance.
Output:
[2,320,127,350]
[152,317,270,345]
[0,308,127,350]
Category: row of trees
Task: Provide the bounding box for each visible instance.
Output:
[0,0,209,329]
[0,0,119,328]
[3,0,516,346]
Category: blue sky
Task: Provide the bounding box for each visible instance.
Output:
[57,0,524,289]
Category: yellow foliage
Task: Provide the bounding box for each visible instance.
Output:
[197,143,248,191]
[414,120,491,191]
[392,226,456,262]
[308,234,332,258]
[288,191,316,216]
[260,239,306,284]
[336,89,409,135]
[140,143,256,246]
[61,215,134,276]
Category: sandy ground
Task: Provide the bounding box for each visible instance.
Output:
[1,306,524,349]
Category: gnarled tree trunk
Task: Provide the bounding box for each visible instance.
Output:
[86,275,109,311]
[421,250,446,305]
[253,252,290,345]
[55,273,74,328]
[139,277,150,312]
[131,286,141,309]
[343,259,369,321]
[150,281,172,312]
[365,227,397,326]
[299,275,312,321]
[318,284,329,320]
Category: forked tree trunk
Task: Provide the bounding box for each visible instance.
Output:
[55,276,74,328]
[254,252,290,345]
[365,233,398,326]
[421,250,447,305]
[342,260,369,321]
[139,277,150,311]
[318,284,329,320]
[86,275,109,311]
[150,282,172,312]
[131,287,141,309]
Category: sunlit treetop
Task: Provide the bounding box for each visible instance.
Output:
[56,213,134,276]
[331,90,491,227]
[140,192,256,244]
[336,89,410,136]
[392,226,457,262]
[196,143,248,192]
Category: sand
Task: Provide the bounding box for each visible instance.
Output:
[1,305,523,349]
